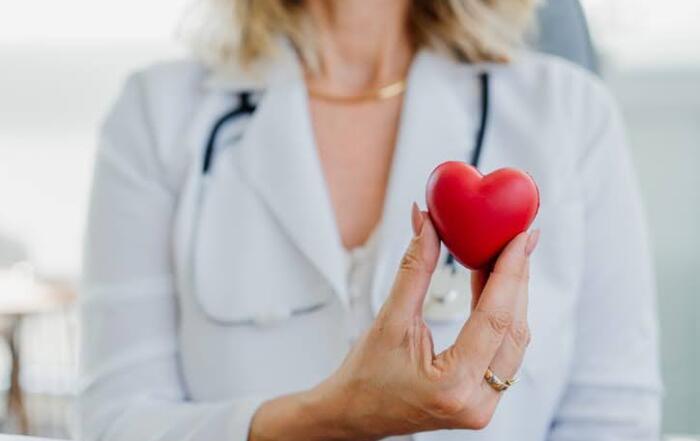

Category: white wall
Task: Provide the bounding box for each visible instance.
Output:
[0,42,181,276]
[0,0,187,276]
[582,0,700,432]
[606,67,700,434]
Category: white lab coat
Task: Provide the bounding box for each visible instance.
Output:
[78,46,662,441]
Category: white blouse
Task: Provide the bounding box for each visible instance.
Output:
[345,231,379,343]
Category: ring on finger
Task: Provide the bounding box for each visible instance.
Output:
[484,367,518,392]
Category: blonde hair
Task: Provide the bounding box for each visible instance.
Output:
[182,0,537,71]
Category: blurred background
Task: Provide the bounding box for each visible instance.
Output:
[0,0,698,438]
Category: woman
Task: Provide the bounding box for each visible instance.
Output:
[78,0,661,440]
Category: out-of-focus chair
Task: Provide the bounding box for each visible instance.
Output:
[534,0,599,73]
[0,235,75,435]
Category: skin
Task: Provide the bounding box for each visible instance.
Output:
[248,1,540,439]
[306,0,413,249]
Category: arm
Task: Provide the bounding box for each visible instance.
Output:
[78,74,269,441]
[548,81,662,440]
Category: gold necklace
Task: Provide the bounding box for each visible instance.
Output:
[308,78,407,104]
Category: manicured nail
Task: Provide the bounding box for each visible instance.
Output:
[525,229,540,257]
[411,202,424,236]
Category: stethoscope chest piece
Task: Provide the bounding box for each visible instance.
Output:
[423,265,472,322]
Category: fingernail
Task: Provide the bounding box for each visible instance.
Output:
[411,202,424,236]
[525,229,540,257]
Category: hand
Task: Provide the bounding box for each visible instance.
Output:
[249,204,538,441]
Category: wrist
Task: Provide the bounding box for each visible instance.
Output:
[249,383,372,441]
[301,382,364,441]
[306,378,388,441]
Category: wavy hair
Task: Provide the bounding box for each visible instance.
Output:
[181,0,537,71]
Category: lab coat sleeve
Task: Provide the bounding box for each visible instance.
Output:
[78,74,267,441]
[547,80,663,440]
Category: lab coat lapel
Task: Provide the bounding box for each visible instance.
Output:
[371,51,486,312]
[231,62,349,304]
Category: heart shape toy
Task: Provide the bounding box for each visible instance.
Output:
[426,161,540,269]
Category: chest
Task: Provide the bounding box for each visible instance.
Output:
[309,97,405,247]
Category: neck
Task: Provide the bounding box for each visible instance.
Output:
[305,0,414,93]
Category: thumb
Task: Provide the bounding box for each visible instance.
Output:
[383,203,440,319]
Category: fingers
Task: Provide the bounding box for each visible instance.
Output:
[450,231,533,378]
[470,269,489,311]
[382,203,440,319]
[488,230,538,384]
[484,260,530,387]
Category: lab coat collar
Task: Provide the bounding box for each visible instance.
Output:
[228,50,350,304]
[204,38,350,302]
[215,40,492,309]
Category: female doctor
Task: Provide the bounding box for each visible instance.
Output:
[78,0,661,440]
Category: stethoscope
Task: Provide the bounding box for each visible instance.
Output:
[189,72,490,325]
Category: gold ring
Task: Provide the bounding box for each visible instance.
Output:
[484,367,517,392]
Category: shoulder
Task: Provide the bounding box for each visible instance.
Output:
[502,51,601,89]
[99,59,214,191]
[495,51,618,122]
[115,58,210,131]
[487,50,622,156]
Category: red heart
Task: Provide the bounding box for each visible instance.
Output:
[426,162,540,269]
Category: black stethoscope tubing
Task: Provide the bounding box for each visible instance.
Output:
[202,91,257,175]
[445,72,490,269]
[201,72,490,270]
